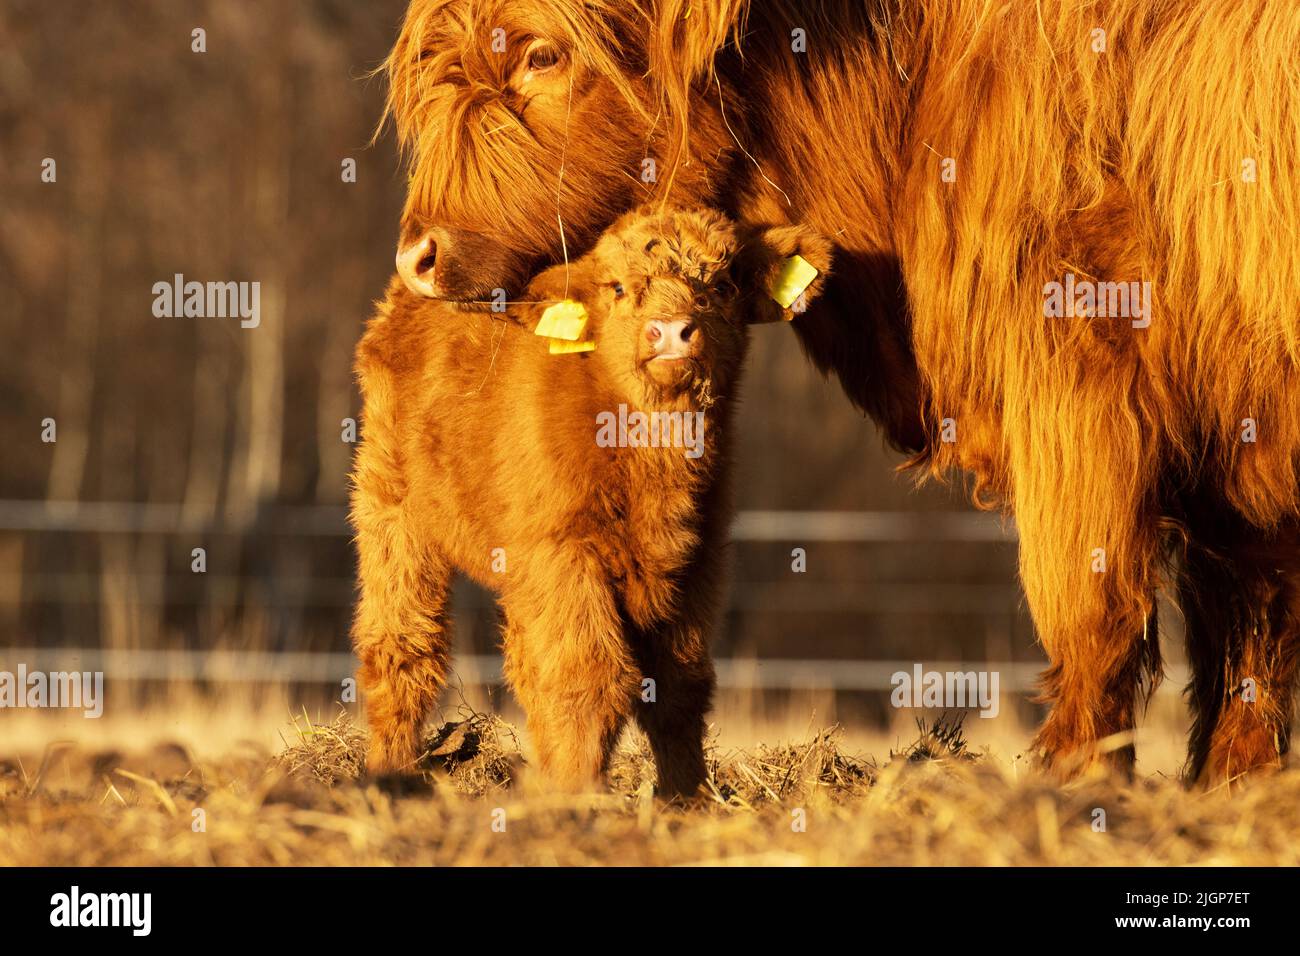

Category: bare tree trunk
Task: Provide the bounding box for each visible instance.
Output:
[45,100,109,504]
[237,74,291,528]
[314,262,358,504]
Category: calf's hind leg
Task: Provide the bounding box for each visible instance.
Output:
[626,548,726,800]
[351,507,453,776]
[629,635,715,800]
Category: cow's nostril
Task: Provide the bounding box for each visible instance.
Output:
[680,323,696,342]
[416,241,438,276]
[646,325,662,343]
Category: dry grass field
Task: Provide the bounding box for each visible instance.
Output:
[3,690,1299,867]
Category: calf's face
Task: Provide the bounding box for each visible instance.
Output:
[593,208,745,408]
[529,206,833,409]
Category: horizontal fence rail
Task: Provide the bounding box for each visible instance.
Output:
[0,575,1023,614]
[0,501,1018,542]
[0,502,1038,695]
[0,648,1190,695]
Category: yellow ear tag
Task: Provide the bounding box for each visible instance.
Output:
[548,337,596,354]
[768,255,819,312]
[534,299,588,341]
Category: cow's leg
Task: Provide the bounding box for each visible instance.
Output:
[500,551,639,791]
[351,503,453,776]
[1180,540,1244,782]
[1184,532,1300,787]
[1031,604,1158,779]
[1007,380,1162,778]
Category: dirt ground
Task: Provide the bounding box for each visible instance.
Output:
[3,702,1298,867]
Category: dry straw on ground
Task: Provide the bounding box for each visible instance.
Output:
[2,708,1297,866]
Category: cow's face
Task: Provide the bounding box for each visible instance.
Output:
[383,0,660,307]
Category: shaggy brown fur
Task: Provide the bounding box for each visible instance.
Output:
[377,0,1300,785]
[351,205,830,792]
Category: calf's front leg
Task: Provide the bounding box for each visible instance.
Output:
[501,547,640,792]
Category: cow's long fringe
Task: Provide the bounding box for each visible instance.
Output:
[376,0,652,248]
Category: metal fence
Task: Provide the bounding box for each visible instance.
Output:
[0,499,1089,694]
[0,500,1014,541]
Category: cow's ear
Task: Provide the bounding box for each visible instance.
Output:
[735,223,834,324]
[647,1,748,166]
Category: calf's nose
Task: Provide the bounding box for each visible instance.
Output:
[645,319,697,356]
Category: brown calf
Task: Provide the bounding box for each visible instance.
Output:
[351,206,830,793]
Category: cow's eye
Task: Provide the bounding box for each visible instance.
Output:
[611,281,625,299]
[525,41,562,74]
[712,278,737,299]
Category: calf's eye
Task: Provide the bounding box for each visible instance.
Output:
[611,282,625,298]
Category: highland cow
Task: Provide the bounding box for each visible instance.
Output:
[376,0,1300,785]
[351,205,830,793]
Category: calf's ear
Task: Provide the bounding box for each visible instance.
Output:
[735,223,834,324]
[514,259,601,330]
